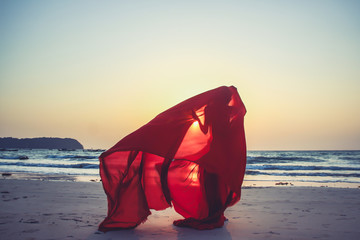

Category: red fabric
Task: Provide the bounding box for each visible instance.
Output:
[99,86,246,231]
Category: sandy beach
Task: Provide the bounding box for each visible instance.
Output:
[0,178,359,240]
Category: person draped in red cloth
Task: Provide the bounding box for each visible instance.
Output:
[99,86,246,231]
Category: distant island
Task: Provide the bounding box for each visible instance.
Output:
[0,137,84,150]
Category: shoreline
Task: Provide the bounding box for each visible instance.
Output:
[1,171,359,189]
[0,179,359,240]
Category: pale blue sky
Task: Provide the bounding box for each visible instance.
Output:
[1,0,359,149]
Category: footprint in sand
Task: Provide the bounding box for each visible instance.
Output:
[22,219,39,224]
[22,229,40,233]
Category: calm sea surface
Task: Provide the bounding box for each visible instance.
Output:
[0,149,359,186]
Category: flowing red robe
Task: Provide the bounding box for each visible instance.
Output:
[99,86,246,231]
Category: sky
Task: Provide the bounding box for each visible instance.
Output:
[0,0,359,150]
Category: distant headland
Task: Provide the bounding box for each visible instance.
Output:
[0,137,84,150]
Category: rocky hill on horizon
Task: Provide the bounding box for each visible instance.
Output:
[0,137,84,150]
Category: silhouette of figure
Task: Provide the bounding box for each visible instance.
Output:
[173,90,236,229]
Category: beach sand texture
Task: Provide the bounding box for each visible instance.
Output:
[0,179,359,240]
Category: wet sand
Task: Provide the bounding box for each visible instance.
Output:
[0,178,359,240]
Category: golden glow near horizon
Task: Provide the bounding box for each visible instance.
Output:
[0,1,359,150]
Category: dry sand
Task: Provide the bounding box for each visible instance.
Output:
[0,179,359,240]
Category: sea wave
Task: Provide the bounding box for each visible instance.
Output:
[247,156,325,164]
[339,156,360,161]
[245,170,360,178]
[246,165,360,171]
[45,155,98,160]
[0,155,29,160]
[0,162,98,169]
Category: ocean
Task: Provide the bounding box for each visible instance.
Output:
[245,151,360,187]
[0,149,359,187]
